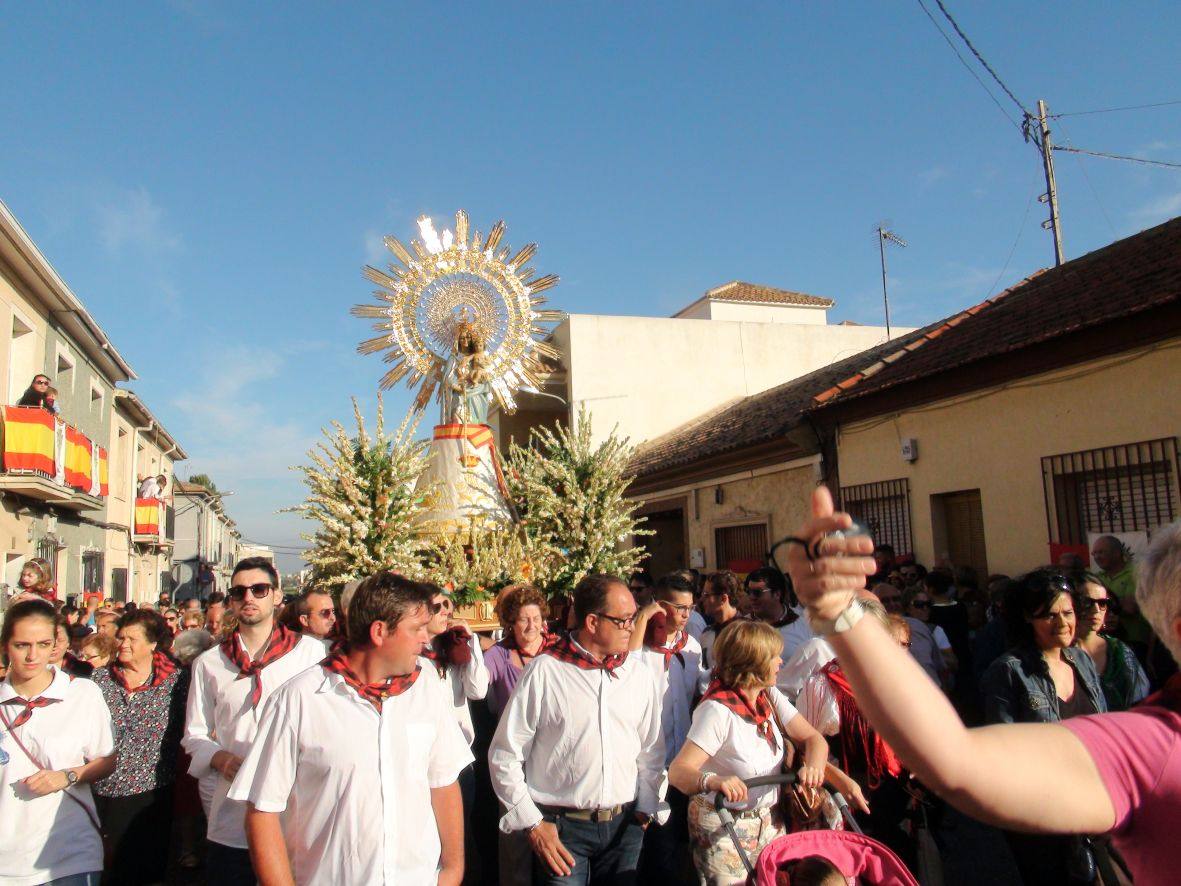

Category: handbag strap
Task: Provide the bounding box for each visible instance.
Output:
[0,706,105,838]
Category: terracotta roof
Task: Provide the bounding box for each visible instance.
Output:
[674,281,834,317]
[812,215,1181,408]
[628,327,932,478]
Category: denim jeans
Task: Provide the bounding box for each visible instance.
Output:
[45,873,101,886]
[534,804,645,886]
[206,841,256,886]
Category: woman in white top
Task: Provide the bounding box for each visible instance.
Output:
[0,599,116,886]
[669,620,864,885]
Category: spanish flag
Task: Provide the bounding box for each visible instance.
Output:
[2,406,56,475]
[135,498,161,535]
[97,447,109,497]
[64,425,94,491]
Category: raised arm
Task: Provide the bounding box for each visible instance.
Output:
[786,486,1116,835]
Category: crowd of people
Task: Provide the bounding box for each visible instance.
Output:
[1,490,1179,885]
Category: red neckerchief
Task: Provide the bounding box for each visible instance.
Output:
[649,631,688,671]
[110,651,177,694]
[541,633,626,678]
[321,650,420,712]
[701,679,778,750]
[498,631,558,667]
[1139,672,1181,714]
[421,644,443,675]
[821,661,903,789]
[219,624,301,708]
[0,695,60,729]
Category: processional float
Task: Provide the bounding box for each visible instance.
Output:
[353,210,565,535]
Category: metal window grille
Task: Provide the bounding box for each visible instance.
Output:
[1042,438,1180,545]
[714,523,768,572]
[839,479,913,556]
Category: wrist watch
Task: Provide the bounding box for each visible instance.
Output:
[63,769,78,787]
[807,597,866,637]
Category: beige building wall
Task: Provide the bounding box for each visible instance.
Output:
[835,338,1181,577]
[634,457,820,573]
[562,313,911,447]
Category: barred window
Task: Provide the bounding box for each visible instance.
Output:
[840,479,913,556]
[1042,438,1180,545]
[714,523,768,573]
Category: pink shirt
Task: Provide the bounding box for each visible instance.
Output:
[1062,705,1181,884]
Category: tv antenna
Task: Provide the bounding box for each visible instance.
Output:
[876,224,907,337]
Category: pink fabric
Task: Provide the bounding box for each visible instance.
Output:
[754,829,918,885]
[1061,705,1181,885]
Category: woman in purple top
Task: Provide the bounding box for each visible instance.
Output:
[485,584,552,717]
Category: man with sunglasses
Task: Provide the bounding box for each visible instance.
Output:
[489,573,665,885]
[230,572,471,885]
[183,557,327,885]
[295,588,337,641]
[746,566,814,669]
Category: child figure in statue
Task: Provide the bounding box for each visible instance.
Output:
[442,318,493,426]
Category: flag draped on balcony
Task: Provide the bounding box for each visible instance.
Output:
[97,448,109,497]
[1,406,56,475]
[135,498,162,535]
[64,426,93,491]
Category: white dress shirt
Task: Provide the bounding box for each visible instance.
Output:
[686,688,799,811]
[777,637,836,701]
[685,610,707,641]
[798,671,841,736]
[182,633,326,849]
[638,632,702,766]
[488,644,665,833]
[778,613,816,662]
[423,632,489,747]
[229,664,473,885]
[0,667,114,886]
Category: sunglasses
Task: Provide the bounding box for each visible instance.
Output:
[746,586,774,598]
[315,608,336,619]
[430,599,454,614]
[33,380,49,386]
[229,582,273,601]
[1080,598,1113,611]
[910,600,931,609]
[596,612,636,629]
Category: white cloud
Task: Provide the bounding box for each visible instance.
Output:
[918,165,949,189]
[97,187,181,255]
[1128,191,1181,226]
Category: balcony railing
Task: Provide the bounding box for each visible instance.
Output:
[0,406,109,509]
[133,498,174,548]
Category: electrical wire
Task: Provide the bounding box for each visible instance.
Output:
[1050,99,1181,118]
[932,0,1032,118]
[1053,119,1117,238]
[1052,145,1181,170]
[985,166,1041,299]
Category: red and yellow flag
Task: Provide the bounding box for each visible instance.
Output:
[97,447,110,497]
[2,406,56,475]
[135,498,162,535]
[64,425,93,491]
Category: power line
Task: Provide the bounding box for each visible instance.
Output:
[933,0,1032,118]
[986,167,1041,299]
[1054,120,1117,238]
[914,0,1023,132]
[1052,145,1181,170]
[1050,98,1181,118]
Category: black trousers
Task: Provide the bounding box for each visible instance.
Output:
[95,784,174,886]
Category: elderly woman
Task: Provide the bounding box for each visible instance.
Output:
[484,584,552,718]
[0,600,115,886]
[1074,573,1149,712]
[92,609,189,884]
[669,620,848,885]
[77,631,119,670]
[784,487,1181,886]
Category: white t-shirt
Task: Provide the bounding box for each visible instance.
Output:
[229,664,473,885]
[183,633,327,849]
[685,610,707,641]
[686,687,799,811]
[777,637,836,701]
[0,668,115,886]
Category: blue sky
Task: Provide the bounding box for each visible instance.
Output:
[3,2,1179,570]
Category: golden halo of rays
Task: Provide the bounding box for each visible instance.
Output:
[353,210,565,415]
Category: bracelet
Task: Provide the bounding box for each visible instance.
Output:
[698,771,717,793]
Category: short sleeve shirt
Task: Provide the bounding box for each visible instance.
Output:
[1061,705,1181,885]
[686,687,798,811]
[0,668,115,885]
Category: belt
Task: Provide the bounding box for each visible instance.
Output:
[539,803,627,823]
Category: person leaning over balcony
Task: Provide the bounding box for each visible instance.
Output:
[183,556,326,886]
[0,599,117,886]
[92,609,189,885]
[15,373,51,409]
[784,486,1181,886]
[229,572,471,885]
[489,573,665,885]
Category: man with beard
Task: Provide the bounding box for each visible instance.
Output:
[183,557,326,885]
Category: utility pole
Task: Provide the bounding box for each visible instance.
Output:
[1036,99,1065,266]
[876,225,907,338]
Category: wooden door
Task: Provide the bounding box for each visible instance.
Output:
[944,490,988,578]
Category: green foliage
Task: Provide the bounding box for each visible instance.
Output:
[187,473,219,494]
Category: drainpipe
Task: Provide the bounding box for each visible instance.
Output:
[127,419,155,604]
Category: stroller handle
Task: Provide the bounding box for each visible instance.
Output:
[712,772,797,813]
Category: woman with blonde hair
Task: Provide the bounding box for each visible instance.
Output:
[669,620,854,885]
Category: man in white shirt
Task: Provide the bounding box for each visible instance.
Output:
[746,566,815,678]
[630,570,702,880]
[183,557,326,885]
[698,571,748,693]
[489,574,665,885]
[230,572,472,885]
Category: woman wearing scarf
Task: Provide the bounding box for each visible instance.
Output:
[92,608,189,885]
[1074,573,1149,711]
[485,584,555,718]
[668,620,840,885]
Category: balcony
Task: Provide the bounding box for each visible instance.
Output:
[133,498,173,548]
[0,406,109,510]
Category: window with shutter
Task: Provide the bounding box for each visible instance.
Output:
[714,523,768,573]
[934,489,989,579]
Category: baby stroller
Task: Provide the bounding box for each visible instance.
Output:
[714,774,919,886]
